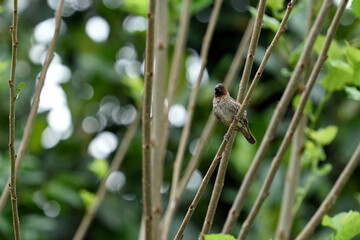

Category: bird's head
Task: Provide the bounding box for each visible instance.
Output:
[214,83,228,97]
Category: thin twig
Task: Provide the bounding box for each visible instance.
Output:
[198,2,267,235]
[174,141,228,240]
[151,0,168,238]
[158,0,192,236]
[161,19,254,240]
[177,18,255,197]
[199,134,235,239]
[237,0,267,103]
[175,4,269,236]
[199,6,266,236]
[237,1,347,238]
[73,112,141,240]
[275,1,315,237]
[275,116,306,240]
[176,0,293,233]
[0,0,65,215]
[169,0,223,208]
[168,0,224,236]
[142,0,156,238]
[8,0,20,238]
[158,0,192,185]
[295,143,360,240]
[222,0,333,233]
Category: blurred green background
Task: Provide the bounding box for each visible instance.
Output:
[0,0,359,239]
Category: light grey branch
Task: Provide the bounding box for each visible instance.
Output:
[222,0,333,233]
[237,1,348,238]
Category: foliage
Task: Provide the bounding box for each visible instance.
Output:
[203,233,237,240]
[322,211,360,240]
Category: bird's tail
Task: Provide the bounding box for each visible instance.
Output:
[241,124,256,144]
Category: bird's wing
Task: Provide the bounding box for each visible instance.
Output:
[228,97,241,116]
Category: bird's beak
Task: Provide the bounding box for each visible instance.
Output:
[215,85,221,92]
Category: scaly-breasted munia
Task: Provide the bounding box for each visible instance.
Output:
[212,83,256,144]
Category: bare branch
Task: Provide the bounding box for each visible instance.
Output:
[151,0,169,238]
[275,1,316,237]
[199,134,235,238]
[237,1,347,238]
[8,0,21,238]
[237,0,267,103]
[174,141,228,240]
[157,0,192,182]
[222,0,333,233]
[168,0,224,218]
[160,19,254,240]
[275,117,306,240]
[0,0,65,216]
[142,0,157,238]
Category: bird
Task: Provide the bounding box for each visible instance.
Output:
[212,83,256,144]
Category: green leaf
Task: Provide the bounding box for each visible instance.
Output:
[16,82,25,99]
[351,0,360,18]
[121,0,213,17]
[320,60,354,92]
[315,163,332,177]
[345,86,360,101]
[322,211,360,240]
[307,126,338,145]
[87,159,109,179]
[289,43,304,67]
[301,140,326,167]
[344,45,360,66]
[122,0,148,16]
[267,0,285,14]
[314,35,343,60]
[122,76,144,103]
[249,7,280,33]
[191,0,213,14]
[292,94,313,115]
[79,189,96,211]
[337,214,360,240]
[203,233,237,240]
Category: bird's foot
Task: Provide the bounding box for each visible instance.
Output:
[233,115,239,120]
[223,134,229,142]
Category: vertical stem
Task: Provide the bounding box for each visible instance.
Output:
[0,0,65,215]
[237,1,347,238]
[158,0,192,177]
[222,0,332,233]
[142,0,156,239]
[8,0,20,239]
[295,142,360,240]
[151,0,168,238]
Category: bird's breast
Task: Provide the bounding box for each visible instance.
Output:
[213,98,234,127]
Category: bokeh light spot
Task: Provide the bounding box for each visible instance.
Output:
[106,171,126,192]
[88,131,118,159]
[85,16,110,43]
[168,104,187,128]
